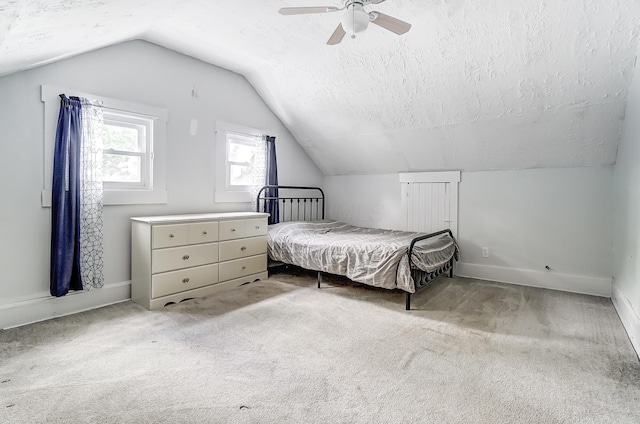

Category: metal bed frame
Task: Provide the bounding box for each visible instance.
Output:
[256,185,455,310]
[256,185,325,222]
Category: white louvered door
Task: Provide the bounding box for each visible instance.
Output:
[400,172,460,237]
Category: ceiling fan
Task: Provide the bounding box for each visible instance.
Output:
[279,0,412,45]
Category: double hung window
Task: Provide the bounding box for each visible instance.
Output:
[102,111,153,189]
[215,121,268,203]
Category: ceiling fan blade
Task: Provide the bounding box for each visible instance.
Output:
[371,11,411,35]
[370,0,387,3]
[279,6,339,15]
[327,23,346,45]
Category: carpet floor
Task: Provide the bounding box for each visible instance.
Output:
[1,270,639,423]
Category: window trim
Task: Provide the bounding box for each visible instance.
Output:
[41,85,168,206]
[215,121,266,203]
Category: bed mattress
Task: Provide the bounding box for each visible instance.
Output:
[267,221,458,293]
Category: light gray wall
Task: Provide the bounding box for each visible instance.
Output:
[459,168,612,278]
[613,43,640,322]
[324,174,402,230]
[325,166,613,290]
[0,40,323,305]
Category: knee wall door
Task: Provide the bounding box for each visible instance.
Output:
[400,171,460,237]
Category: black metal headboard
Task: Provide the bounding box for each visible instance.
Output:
[256,185,325,224]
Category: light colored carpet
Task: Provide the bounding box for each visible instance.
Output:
[1,270,639,424]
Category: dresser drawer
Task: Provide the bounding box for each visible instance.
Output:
[219,218,268,241]
[152,243,219,274]
[188,221,219,244]
[219,236,267,262]
[219,220,246,241]
[244,218,267,238]
[151,263,219,299]
[152,224,188,249]
[219,254,267,282]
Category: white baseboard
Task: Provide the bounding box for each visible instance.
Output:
[456,262,612,298]
[0,281,132,330]
[611,283,640,358]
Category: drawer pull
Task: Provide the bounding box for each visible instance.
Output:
[182,255,190,260]
[203,231,208,235]
[240,246,247,251]
[169,234,174,238]
[255,226,260,229]
[231,228,236,232]
[242,266,246,270]
[182,278,190,284]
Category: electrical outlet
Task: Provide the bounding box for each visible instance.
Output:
[482,247,489,258]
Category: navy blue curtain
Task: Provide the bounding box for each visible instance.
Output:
[50,95,84,297]
[265,136,279,224]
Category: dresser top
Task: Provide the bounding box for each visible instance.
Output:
[131,212,270,224]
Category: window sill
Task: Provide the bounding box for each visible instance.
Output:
[41,189,168,207]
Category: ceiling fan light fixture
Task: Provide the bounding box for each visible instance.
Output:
[341,4,369,36]
[279,0,412,45]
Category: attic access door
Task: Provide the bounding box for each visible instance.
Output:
[400,171,460,237]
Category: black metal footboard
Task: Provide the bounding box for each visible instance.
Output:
[405,229,456,310]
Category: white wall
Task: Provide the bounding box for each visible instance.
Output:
[612,42,640,354]
[325,167,613,297]
[324,174,402,230]
[0,40,323,326]
[458,168,612,296]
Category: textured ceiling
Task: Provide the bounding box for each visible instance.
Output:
[1,1,639,175]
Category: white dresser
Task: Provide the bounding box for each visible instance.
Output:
[131,212,269,310]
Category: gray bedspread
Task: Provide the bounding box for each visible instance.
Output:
[267,221,458,293]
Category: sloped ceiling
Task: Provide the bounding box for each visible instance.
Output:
[1,1,638,175]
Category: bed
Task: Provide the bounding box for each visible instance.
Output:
[256,185,459,309]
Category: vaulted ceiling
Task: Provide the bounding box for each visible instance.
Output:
[1,1,639,175]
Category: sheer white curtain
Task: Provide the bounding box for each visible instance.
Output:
[250,137,267,212]
[79,99,104,290]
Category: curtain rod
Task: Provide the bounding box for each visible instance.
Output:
[225,130,273,141]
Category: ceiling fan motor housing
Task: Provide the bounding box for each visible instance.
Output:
[342,2,369,35]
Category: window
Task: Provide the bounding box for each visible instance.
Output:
[102,111,153,189]
[215,121,268,203]
[41,85,168,206]
[226,132,259,189]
